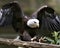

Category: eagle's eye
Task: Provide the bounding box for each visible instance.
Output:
[34,21,36,23]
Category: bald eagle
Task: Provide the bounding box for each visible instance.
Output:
[1,1,60,41]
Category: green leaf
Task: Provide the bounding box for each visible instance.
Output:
[44,37,55,44]
[57,39,60,45]
[52,31,58,37]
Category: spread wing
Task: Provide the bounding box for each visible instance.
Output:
[32,5,60,33]
[0,1,25,32]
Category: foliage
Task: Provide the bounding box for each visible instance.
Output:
[43,31,60,45]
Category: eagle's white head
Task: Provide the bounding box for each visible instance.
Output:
[27,19,39,28]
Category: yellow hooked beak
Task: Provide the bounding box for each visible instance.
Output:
[36,23,39,28]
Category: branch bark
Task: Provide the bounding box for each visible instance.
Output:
[0,38,60,48]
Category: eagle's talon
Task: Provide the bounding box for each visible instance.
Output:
[31,36,37,42]
[13,35,21,42]
[39,37,47,43]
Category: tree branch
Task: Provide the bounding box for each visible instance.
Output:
[0,38,60,48]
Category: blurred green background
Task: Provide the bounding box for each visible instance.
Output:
[0,0,60,48]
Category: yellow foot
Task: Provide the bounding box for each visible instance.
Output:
[39,37,47,43]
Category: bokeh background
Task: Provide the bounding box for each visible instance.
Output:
[0,0,60,48]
